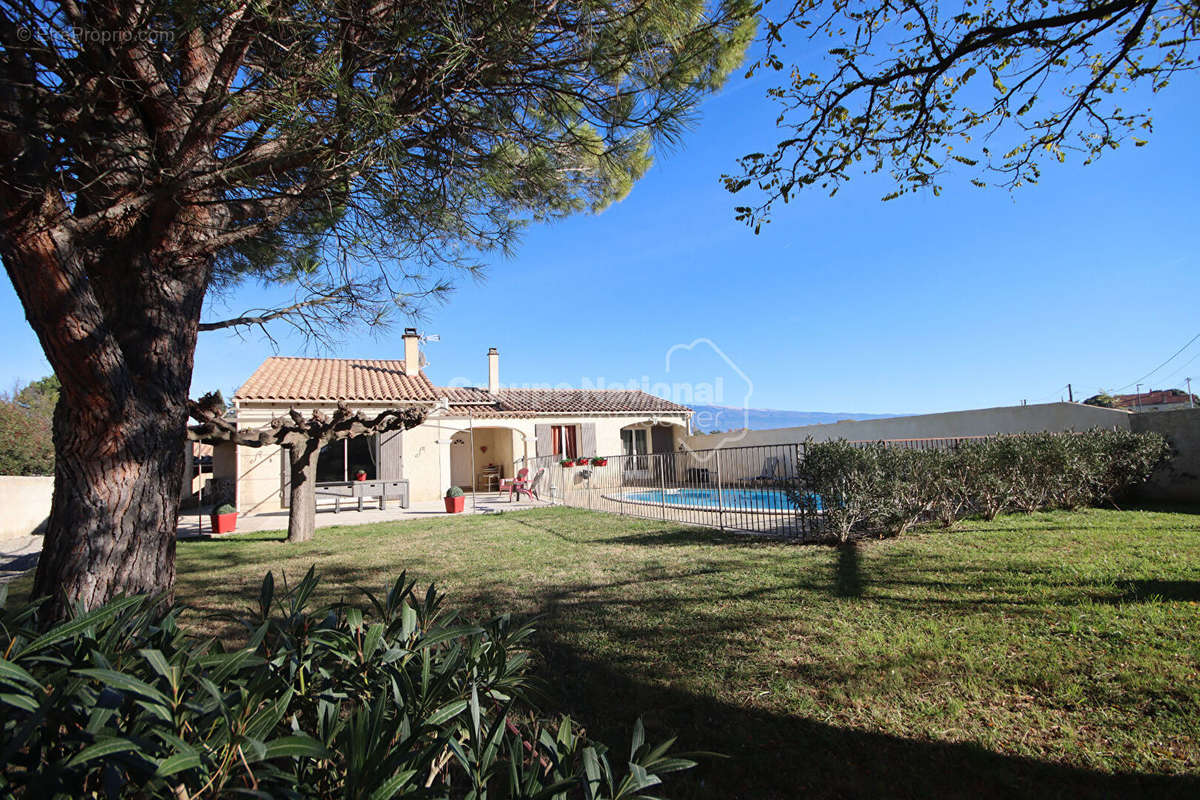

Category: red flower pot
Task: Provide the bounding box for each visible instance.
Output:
[444,496,465,513]
[592,458,608,467]
[576,459,589,467]
[211,512,237,534]
[560,460,574,468]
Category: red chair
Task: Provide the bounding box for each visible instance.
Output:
[508,468,545,502]
[499,468,528,500]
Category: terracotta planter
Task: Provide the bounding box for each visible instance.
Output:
[592,458,608,467]
[211,512,237,534]
[575,459,590,467]
[560,461,573,468]
[444,496,465,513]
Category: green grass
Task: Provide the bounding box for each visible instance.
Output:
[112,509,1200,796]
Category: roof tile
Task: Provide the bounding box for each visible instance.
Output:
[234,358,691,415]
[442,387,691,417]
[234,357,438,402]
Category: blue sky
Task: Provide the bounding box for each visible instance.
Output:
[1,51,1197,415]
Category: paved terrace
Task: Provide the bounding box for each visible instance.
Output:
[0,493,546,583]
[176,492,546,537]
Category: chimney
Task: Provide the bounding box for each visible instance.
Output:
[487,347,499,394]
[402,328,420,376]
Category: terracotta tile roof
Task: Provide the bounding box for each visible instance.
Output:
[439,387,691,417]
[234,358,690,415]
[1111,389,1196,408]
[234,357,438,402]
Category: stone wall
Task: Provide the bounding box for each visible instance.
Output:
[0,476,54,542]
[684,402,1133,450]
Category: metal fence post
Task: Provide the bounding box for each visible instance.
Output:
[714,448,725,532]
[658,454,667,521]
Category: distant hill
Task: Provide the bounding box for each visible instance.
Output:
[687,404,902,434]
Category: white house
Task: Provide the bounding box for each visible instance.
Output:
[216,330,691,513]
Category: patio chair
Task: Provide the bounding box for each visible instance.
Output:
[738,456,781,484]
[500,468,528,500]
[511,467,546,502]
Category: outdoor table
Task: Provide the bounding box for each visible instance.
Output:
[314,479,410,511]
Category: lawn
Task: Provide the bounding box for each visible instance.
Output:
[172,507,1200,798]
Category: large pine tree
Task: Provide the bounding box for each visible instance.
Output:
[0,0,754,619]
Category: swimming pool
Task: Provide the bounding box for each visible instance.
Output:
[621,488,820,512]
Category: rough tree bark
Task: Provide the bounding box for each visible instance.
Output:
[0,201,211,620]
[188,397,425,545]
[285,442,320,544]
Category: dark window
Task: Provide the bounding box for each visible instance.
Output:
[316,436,377,482]
[550,425,577,459]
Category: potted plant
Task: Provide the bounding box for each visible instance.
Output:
[591,457,608,467]
[575,458,590,467]
[355,469,367,481]
[560,459,574,468]
[444,486,465,513]
[211,502,237,534]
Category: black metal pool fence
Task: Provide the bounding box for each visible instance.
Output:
[514,437,987,539]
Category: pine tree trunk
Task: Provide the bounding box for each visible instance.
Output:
[32,396,185,619]
[3,213,210,622]
[287,442,319,543]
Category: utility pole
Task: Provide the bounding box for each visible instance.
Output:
[1067,383,1073,403]
[1135,383,1142,409]
[1188,377,1194,408]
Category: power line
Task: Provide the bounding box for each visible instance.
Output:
[1159,348,1200,386]
[1112,332,1200,393]
[1031,383,1069,404]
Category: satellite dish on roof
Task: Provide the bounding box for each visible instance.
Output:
[422,333,440,342]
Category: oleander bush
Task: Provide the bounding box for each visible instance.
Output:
[793,441,887,542]
[797,429,1169,540]
[0,569,698,799]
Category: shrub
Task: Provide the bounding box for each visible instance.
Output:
[445,485,464,498]
[796,429,1170,538]
[927,447,972,528]
[869,447,943,536]
[0,375,57,476]
[1085,428,1170,506]
[212,502,236,515]
[794,440,887,542]
[0,570,697,798]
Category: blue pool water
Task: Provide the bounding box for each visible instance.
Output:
[625,488,819,511]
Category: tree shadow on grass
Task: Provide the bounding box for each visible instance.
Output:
[511,564,1197,799]
[172,521,1200,798]
[532,633,1197,800]
[1105,579,1200,604]
[835,541,862,598]
[601,527,779,548]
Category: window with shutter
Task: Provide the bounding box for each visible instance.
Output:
[550,425,578,459]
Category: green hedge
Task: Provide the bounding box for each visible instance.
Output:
[796,429,1169,541]
[0,570,697,798]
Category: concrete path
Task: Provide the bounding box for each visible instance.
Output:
[0,535,42,585]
